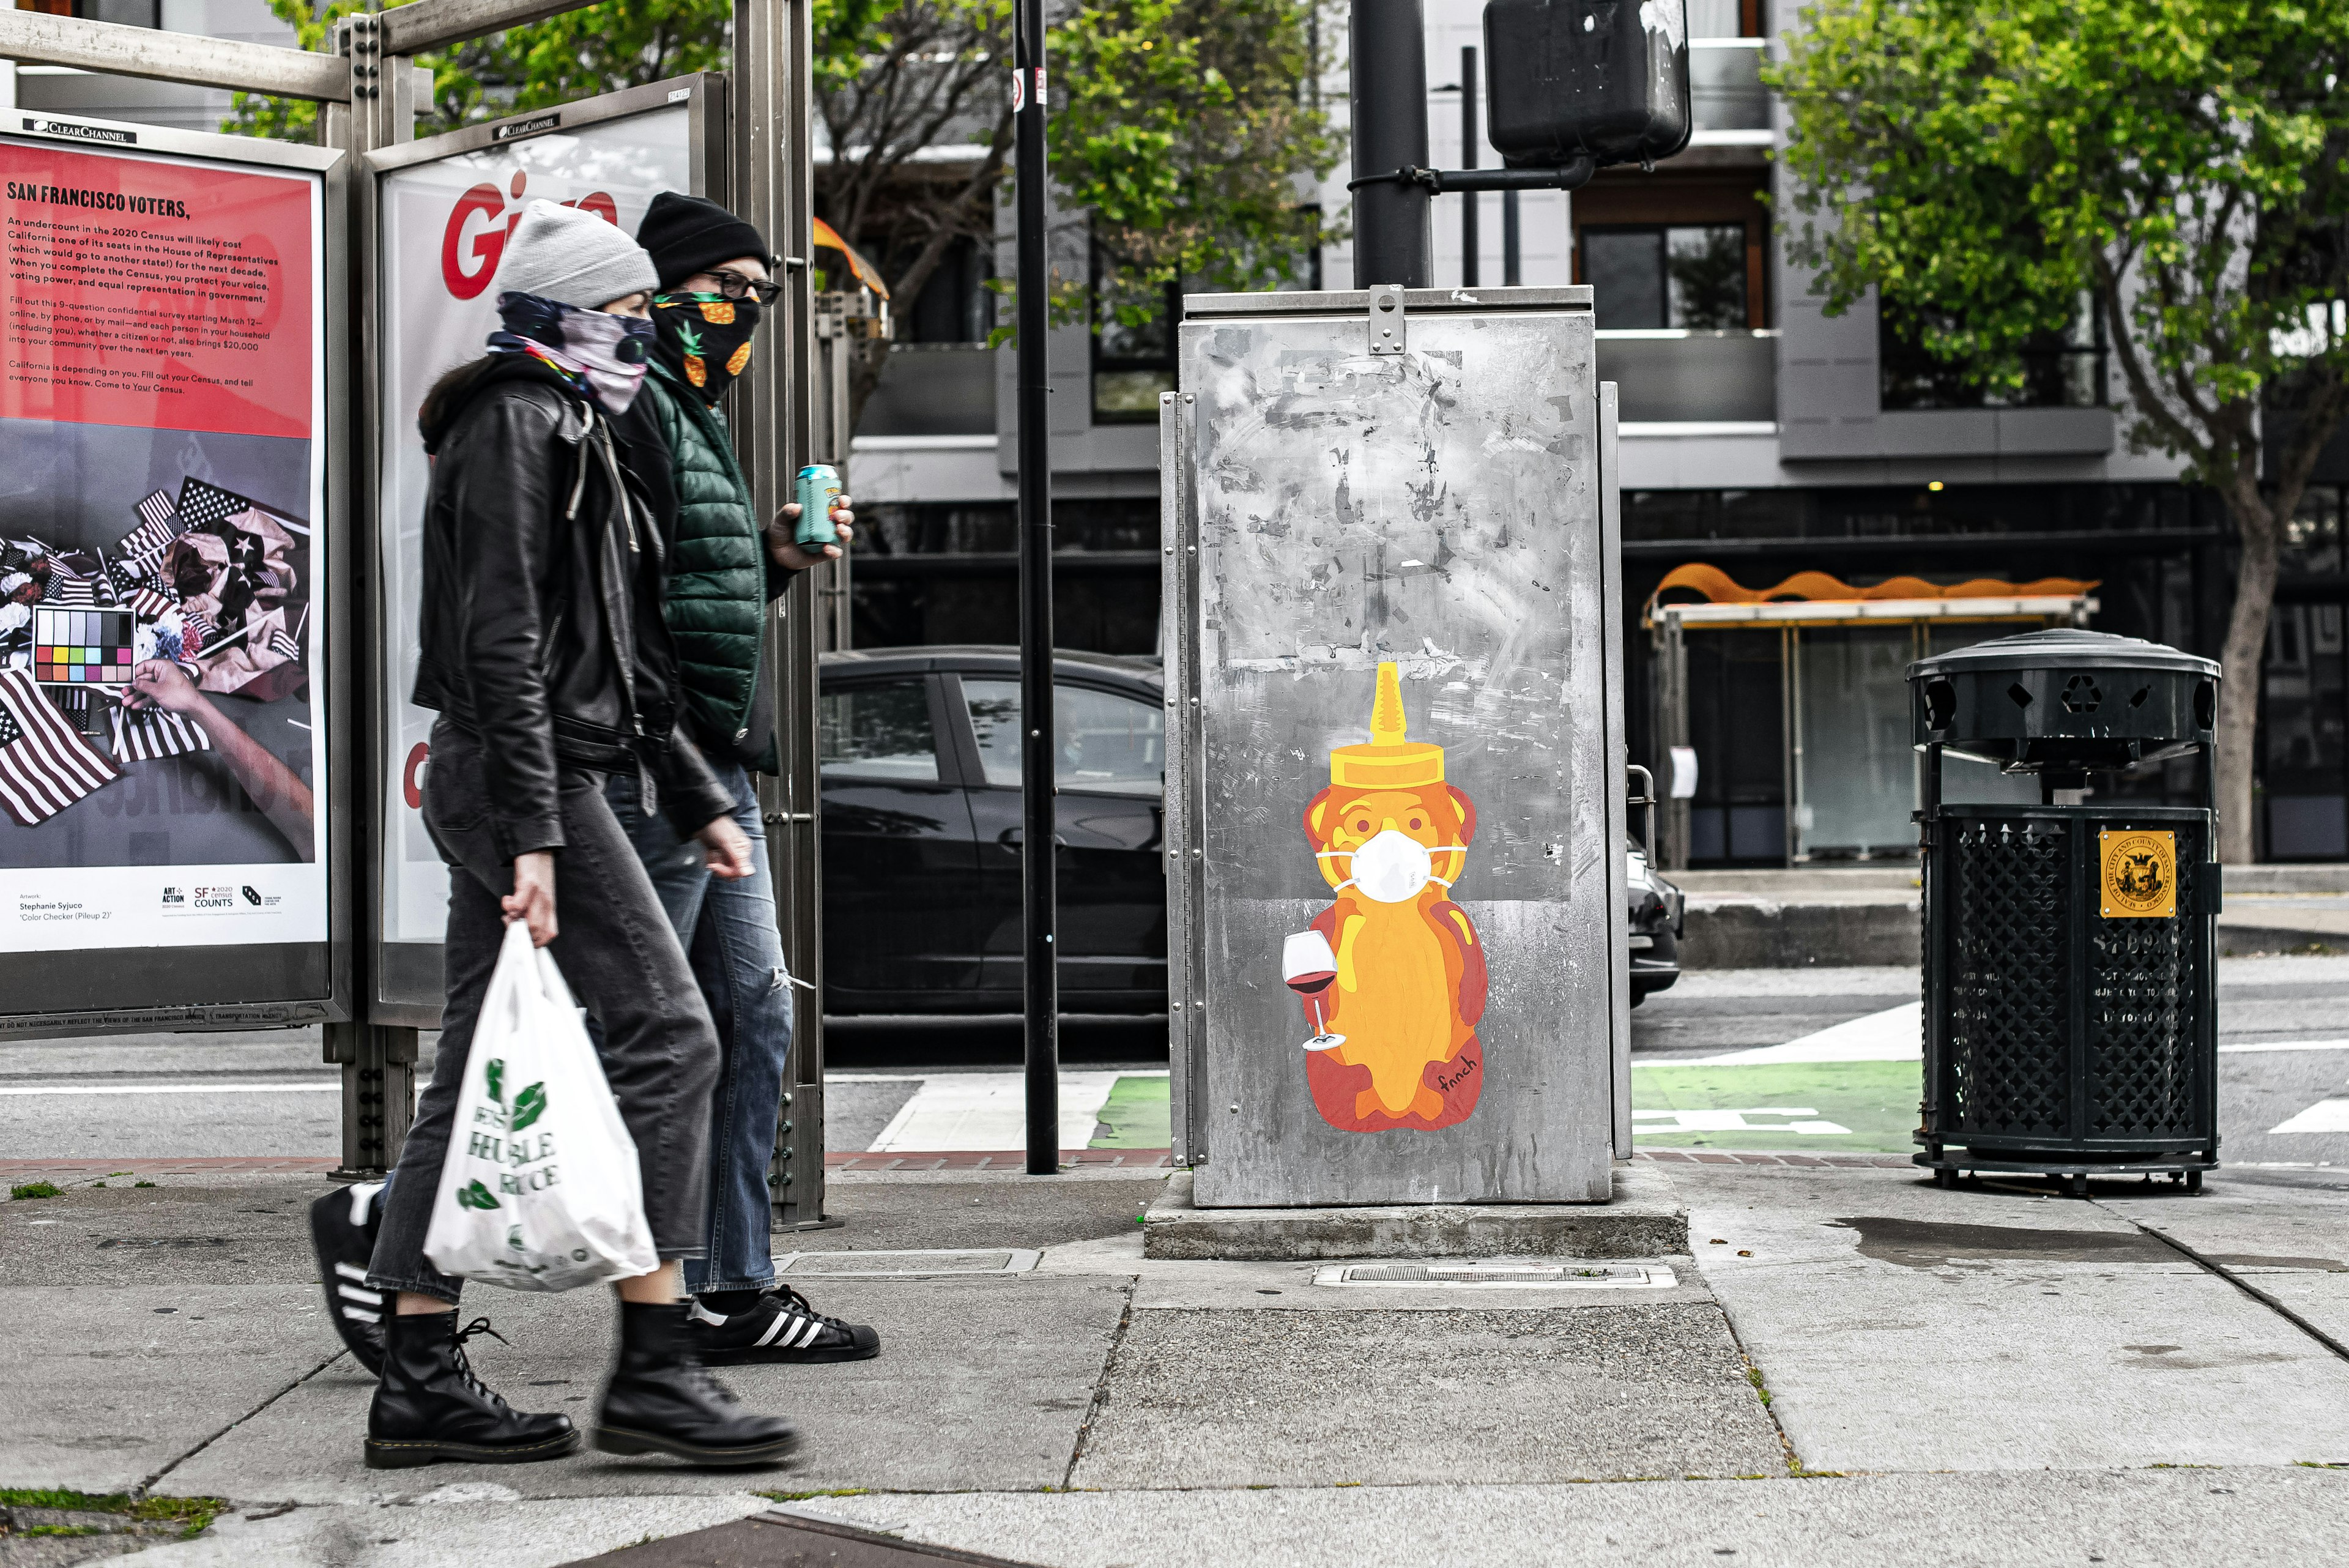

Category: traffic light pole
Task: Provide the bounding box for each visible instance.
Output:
[1349,0,1431,288]
[1013,0,1059,1175]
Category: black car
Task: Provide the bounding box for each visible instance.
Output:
[1627,836,1684,1005]
[819,646,1167,1017]
[819,645,1680,1016]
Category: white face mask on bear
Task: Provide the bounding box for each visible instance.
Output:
[1319,830,1466,904]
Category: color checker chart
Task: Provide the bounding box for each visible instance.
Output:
[32,608,135,687]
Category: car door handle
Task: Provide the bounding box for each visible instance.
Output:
[998,828,1069,848]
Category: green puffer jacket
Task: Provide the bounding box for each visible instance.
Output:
[639,364,774,770]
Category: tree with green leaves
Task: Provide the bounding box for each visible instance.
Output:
[227,0,730,142]
[231,0,1341,428]
[1770,0,2349,860]
[814,0,1341,417]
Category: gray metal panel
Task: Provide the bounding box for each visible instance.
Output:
[1174,288,1614,1208]
[1161,390,1204,1165]
[1599,381,1630,1159]
[1995,407,2117,456]
[0,12,349,102]
[1185,285,1592,318]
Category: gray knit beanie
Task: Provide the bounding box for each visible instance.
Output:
[497,199,658,310]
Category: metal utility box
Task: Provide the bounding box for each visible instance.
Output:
[1162,285,1628,1209]
[1910,630,2223,1194]
[1483,0,1692,171]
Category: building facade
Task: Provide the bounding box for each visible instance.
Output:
[21,0,2343,863]
[852,0,2349,867]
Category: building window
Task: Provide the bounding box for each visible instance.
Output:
[69,0,161,23]
[1092,247,1178,424]
[895,236,993,346]
[1879,299,2109,410]
[1582,224,1749,330]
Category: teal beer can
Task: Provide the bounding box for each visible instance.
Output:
[795,463,842,547]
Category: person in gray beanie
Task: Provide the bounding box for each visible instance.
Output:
[322,199,803,1471]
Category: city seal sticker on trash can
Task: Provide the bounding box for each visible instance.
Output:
[1289,663,1487,1133]
[2100,830,2177,919]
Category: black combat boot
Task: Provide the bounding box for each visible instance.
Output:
[363,1310,581,1469]
[593,1301,801,1466]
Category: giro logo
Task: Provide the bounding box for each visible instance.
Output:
[439,169,620,300]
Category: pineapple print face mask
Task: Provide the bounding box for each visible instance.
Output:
[650,291,762,403]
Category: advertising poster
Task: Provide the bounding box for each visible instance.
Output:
[0,125,328,959]
[378,104,694,955]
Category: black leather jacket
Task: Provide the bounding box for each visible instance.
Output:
[414,355,730,861]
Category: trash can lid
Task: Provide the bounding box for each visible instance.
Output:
[1909,628,2218,682]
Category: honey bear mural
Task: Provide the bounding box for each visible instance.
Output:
[1288,663,1486,1132]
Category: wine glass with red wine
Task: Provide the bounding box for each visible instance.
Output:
[1282,930,1346,1051]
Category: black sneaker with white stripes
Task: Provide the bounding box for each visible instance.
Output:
[686,1284,880,1365]
[309,1181,388,1376]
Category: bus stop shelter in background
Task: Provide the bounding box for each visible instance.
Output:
[0,0,845,1228]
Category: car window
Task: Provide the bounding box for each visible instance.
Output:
[963,678,1164,796]
[820,680,939,782]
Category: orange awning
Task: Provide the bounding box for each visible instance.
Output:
[811,218,891,300]
[1652,563,2098,607]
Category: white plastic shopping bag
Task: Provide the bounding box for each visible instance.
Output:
[423,920,659,1291]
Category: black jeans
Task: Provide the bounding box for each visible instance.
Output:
[368,721,722,1302]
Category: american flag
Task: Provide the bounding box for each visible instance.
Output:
[117,491,184,561]
[0,670,119,825]
[182,608,217,652]
[111,706,211,763]
[42,575,98,608]
[267,625,301,661]
[177,478,262,533]
[124,584,179,622]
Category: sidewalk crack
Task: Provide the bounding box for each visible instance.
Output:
[2098,1203,2349,1367]
[1059,1278,1137,1489]
[137,1349,346,1497]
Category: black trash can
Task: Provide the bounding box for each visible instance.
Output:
[1909,630,2222,1195]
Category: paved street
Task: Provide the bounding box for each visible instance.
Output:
[9,957,2349,1169]
[7,963,2349,1566]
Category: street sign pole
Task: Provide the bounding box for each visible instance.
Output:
[1014,0,1059,1175]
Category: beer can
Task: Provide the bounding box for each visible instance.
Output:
[794,463,842,547]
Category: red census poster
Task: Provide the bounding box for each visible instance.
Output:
[0,128,327,962]
[2,141,313,440]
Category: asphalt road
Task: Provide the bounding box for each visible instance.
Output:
[5,957,2348,1167]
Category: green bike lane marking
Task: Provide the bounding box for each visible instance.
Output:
[1631,1060,1921,1154]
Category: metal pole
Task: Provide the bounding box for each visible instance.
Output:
[1502,190,1521,285]
[737,0,831,1227]
[1349,0,1430,288]
[1014,0,1059,1174]
[1458,46,1477,288]
[323,14,422,1179]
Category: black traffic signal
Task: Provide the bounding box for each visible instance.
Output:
[1483,0,1693,171]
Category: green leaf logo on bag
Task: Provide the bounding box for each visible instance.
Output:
[455,1178,500,1211]
[510,1081,547,1132]
[485,1059,506,1105]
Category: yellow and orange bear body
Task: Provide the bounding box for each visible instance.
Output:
[1298,664,1488,1132]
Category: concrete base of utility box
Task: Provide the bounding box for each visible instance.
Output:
[1140,1164,1687,1262]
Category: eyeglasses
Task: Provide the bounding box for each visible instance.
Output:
[702,272,783,305]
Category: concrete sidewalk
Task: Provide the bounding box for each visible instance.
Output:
[6,1159,2349,1566]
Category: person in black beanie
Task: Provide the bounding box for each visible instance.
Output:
[612,190,880,1365]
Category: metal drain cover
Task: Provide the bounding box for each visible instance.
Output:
[779,1248,1041,1279]
[1312,1261,1677,1290]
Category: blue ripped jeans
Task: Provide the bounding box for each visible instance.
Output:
[605,758,793,1294]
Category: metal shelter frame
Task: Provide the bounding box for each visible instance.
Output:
[0,2,833,1223]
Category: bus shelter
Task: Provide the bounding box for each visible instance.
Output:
[0,0,846,1225]
[1646,565,2098,869]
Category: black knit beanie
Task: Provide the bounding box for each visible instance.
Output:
[636,191,770,291]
